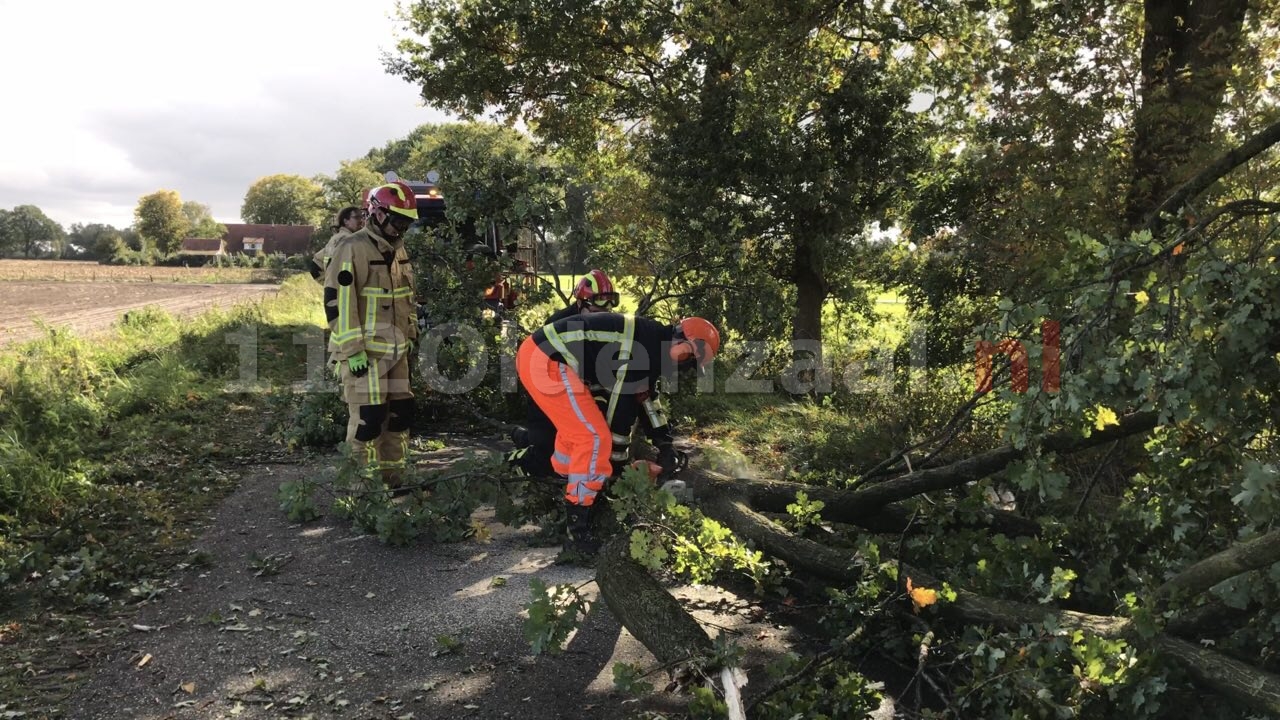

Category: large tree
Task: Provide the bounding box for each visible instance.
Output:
[65,223,126,260]
[1125,0,1251,228]
[382,1,1280,716]
[0,205,65,258]
[389,0,923,350]
[315,159,383,228]
[240,174,325,226]
[134,190,190,255]
[180,201,226,239]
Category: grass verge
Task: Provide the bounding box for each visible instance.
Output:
[0,275,324,714]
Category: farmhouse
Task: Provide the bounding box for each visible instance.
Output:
[222,224,314,255]
[179,224,315,258]
[178,237,226,257]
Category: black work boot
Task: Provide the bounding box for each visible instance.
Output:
[559,502,598,563]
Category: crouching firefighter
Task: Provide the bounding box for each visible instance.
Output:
[323,181,420,489]
[507,269,624,477]
[515,313,720,555]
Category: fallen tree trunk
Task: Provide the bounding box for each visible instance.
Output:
[1152,635,1280,716]
[1165,600,1257,640]
[696,482,1280,716]
[726,476,1041,537]
[713,412,1158,524]
[895,562,1280,717]
[701,490,858,584]
[596,532,714,667]
[1155,528,1280,607]
[599,455,1280,716]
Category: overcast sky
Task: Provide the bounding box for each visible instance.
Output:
[0,0,449,228]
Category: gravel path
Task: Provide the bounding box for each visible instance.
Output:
[63,438,793,720]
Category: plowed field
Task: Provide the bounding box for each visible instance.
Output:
[0,281,279,345]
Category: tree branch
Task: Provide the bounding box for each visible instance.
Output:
[1154,529,1280,608]
[1142,118,1280,235]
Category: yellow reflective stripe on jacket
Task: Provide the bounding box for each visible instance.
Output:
[332,260,362,347]
[542,326,578,372]
[605,314,635,423]
[366,339,408,355]
[360,287,413,299]
[364,295,378,343]
[551,330,631,344]
[643,396,668,428]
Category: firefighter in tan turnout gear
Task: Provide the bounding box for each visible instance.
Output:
[323,181,419,488]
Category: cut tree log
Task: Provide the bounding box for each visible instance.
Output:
[595,532,714,667]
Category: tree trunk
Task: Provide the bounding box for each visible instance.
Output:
[708,410,1157,524]
[789,235,829,393]
[701,491,858,584]
[790,235,828,341]
[1152,635,1280,715]
[595,533,714,667]
[1125,0,1250,230]
[1155,529,1280,606]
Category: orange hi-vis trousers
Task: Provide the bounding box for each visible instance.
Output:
[516,337,612,506]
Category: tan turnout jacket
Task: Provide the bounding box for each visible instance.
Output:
[323,225,417,362]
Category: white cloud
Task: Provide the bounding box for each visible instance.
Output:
[0,0,449,228]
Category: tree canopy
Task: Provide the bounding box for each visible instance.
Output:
[379,0,1280,716]
[240,174,326,226]
[181,201,226,240]
[134,190,190,255]
[0,205,64,258]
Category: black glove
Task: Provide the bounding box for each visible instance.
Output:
[656,444,684,479]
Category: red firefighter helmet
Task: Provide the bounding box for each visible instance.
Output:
[573,269,619,308]
[366,180,418,220]
[671,317,721,370]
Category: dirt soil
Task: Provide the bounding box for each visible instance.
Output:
[0,282,279,346]
[60,436,800,720]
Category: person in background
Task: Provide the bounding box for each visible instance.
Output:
[310,206,365,280]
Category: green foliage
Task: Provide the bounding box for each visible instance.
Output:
[134,189,190,255]
[686,685,727,719]
[274,388,347,450]
[390,2,924,346]
[65,222,125,260]
[241,174,326,226]
[755,656,883,720]
[523,577,591,655]
[611,661,654,696]
[611,463,769,588]
[277,445,507,548]
[0,204,65,258]
[784,490,826,533]
[0,275,323,609]
[316,159,382,223]
[181,200,226,239]
[278,480,321,523]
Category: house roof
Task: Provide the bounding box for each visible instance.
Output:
[179,237,225,254]
[222,224,315,255]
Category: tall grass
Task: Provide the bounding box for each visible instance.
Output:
[0,276,322,527]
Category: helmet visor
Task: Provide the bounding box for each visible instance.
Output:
[387,212,415,233]
[587,292,620,309]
